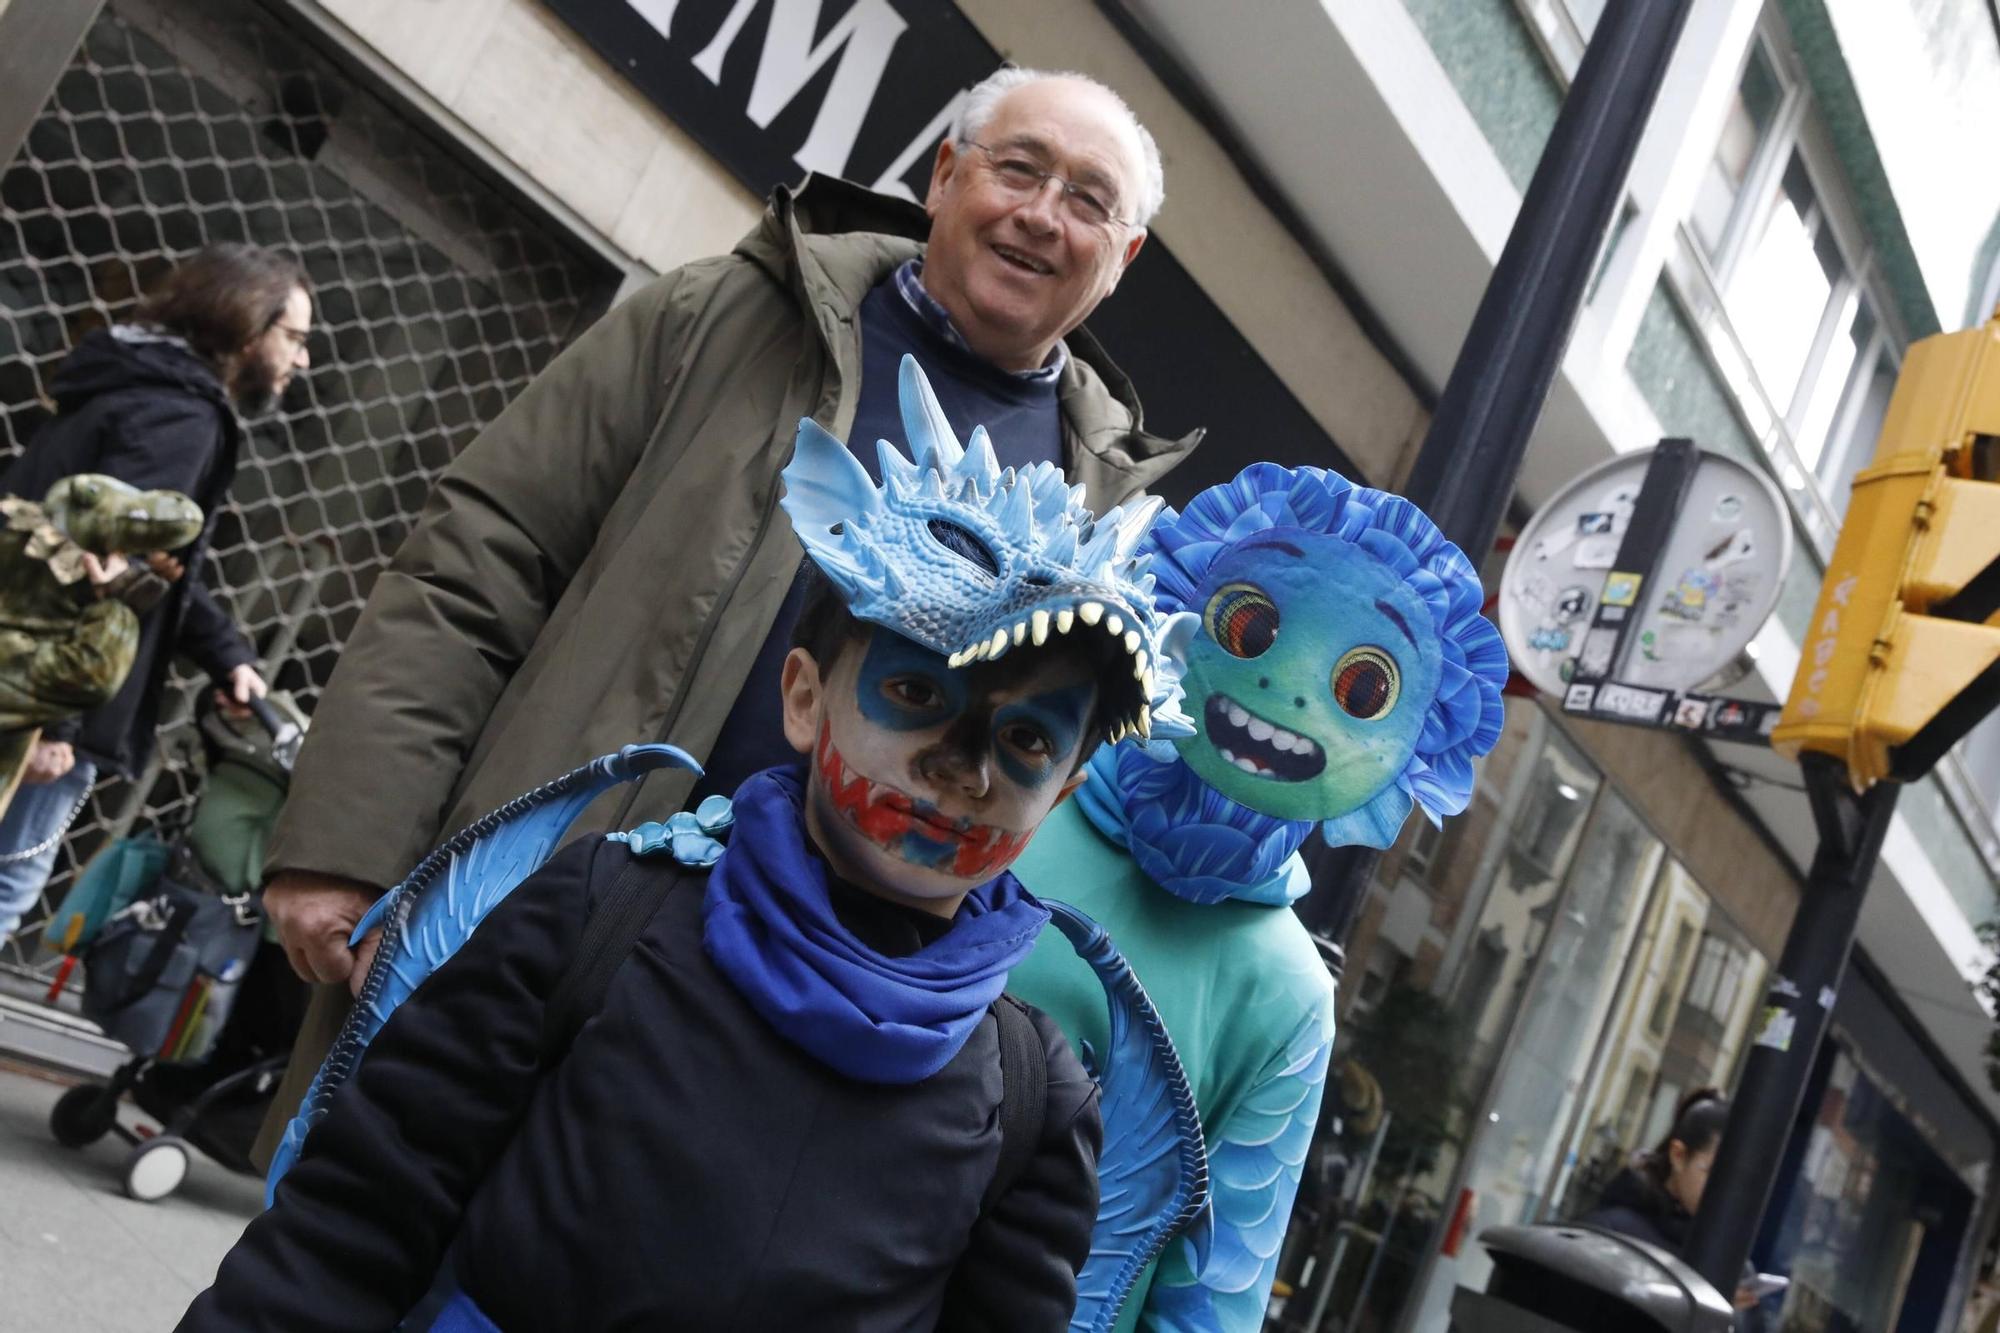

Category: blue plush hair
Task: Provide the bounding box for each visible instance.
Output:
[1146,463,1507,845]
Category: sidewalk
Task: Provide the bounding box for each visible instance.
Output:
[0,1060,258,1332]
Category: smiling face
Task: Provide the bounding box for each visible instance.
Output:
[922,77,1148,372]
[781,627,1098,915]
[1174,529,1443,821]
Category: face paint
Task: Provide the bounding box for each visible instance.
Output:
[991,682,1095,790]
[817,722,1033,881]
[855,631,971,732]
[800,628,1099,905]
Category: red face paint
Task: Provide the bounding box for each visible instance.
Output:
[815,722,1032,882]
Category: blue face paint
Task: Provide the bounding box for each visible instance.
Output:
[992,681,1096,790]
[853,631,969,733]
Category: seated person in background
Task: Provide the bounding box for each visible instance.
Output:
[179,359,1188,1332]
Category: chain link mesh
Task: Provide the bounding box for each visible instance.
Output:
[0,0,614,987]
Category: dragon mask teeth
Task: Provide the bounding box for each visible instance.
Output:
[780,355,1192,744]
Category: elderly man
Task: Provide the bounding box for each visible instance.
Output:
[255,67,1196,1158]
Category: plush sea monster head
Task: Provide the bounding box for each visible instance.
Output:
[781,354,1194,746]
[1146,463,1507,847]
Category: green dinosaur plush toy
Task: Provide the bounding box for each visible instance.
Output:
[0,474,204,811]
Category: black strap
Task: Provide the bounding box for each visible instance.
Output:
[982,993,1047,1214]
[538,855,685,1066]
[100,895,197,1014]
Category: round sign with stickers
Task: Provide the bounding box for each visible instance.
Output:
[1498,446,1792,697]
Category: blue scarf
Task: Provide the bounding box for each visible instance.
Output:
[702,766,1050,1084]
[1074,744,1315,906]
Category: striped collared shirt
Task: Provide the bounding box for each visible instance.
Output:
[892,259,1067,383]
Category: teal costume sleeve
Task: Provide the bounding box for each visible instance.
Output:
[1146,991,1333,1332]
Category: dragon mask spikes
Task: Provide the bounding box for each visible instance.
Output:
[781,355,1193,745]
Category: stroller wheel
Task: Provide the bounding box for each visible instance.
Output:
[50,1084,117,1148]
[123,1136,190,1202]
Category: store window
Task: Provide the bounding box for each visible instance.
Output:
[1416,787,1665,1314]
[1558,881,1767,1223]
[1266,713,1780,1333]
[1761,1044,1980,1332]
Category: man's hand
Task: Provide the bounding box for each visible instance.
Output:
[145,551,185,583]
[214,663,268,718]
[264,871,384,995]
[21,739,75,785]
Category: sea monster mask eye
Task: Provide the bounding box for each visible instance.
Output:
[1331,646,1400,720]
[1204,583,1280,659]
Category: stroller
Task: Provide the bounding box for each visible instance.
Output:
[44,692,311,1201]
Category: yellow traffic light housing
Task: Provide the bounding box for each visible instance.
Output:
[1773,315,2000,789]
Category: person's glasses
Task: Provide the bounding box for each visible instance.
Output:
[961,140,1131,230]
[271,323,311,351]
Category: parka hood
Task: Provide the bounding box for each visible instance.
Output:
[47,325,229,414]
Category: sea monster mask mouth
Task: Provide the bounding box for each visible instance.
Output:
[1203,692,1327,782]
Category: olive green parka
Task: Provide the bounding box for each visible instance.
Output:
[265,175,1201,888]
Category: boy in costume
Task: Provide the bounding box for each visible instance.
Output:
[1009,463,1510,1331]
[180,359,1191,1332]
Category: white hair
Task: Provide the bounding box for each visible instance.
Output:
[956,67,1166,228]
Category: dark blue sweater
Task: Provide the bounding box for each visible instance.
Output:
[689,278,1063,804]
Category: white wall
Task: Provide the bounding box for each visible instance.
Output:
[928,0,1431,486]
[317,0,761,275]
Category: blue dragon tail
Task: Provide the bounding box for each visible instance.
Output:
[1047,899,1214,1332]
[264,743,700,1205]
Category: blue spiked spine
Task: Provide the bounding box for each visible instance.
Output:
[780,355,1193,745]
[265,743,703,1204]
[1045,899,1213,1331]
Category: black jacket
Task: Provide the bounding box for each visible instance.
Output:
[181,837,1103,1331]
[1581,1165,1688,1251]
[3,327,256,774]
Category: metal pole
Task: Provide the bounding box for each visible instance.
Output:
[1682,752,1900,1296]
[1297,0,1697,947]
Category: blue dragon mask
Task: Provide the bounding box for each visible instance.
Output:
[1080,463,1508,905]
[780,355,1195,746]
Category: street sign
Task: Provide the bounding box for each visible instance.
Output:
[1499,444,1791,697]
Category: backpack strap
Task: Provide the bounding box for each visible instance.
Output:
[982,993,1048,1214]
[538,854,687,1066]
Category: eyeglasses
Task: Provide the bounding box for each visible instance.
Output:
[270,323,311,350]
[961,140,1132,230]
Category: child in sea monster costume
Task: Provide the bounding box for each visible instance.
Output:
[1009,462,1511,1332]
[216,358,1210,1332]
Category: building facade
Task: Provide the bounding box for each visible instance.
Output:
[0,1,1995,1330]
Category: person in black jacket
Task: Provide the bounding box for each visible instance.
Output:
[1581,1088,1770,1329]
[0,244,310,943]
[177,371,1172,1330]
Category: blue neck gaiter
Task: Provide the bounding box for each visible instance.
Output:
[1074,744,1316,906]
[702,766,1050,1084]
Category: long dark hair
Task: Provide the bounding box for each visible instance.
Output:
[1641,1086,1731,1190]
[134,243,310,370]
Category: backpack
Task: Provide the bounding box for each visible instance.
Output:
[266,744,1209,1331]
[533,849,1048,1212]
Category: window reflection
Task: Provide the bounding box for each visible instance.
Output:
[1727,153,1845,413]
[1692,41,1784,259]
[1269,705,1773,1333]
